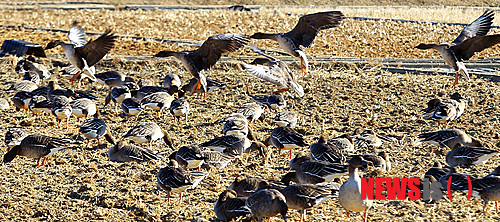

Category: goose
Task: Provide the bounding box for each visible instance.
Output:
[29,95,52,117]
[3,134,69,167]
[162,74,182,93]
[418,128,482,149]
[104,134,166,162]
[415,10,500,86]
[8,80,38,92]
[170,145,206,170]
[357,151,391,172]
[44,21,117,83]
[309,136,346,164]
[221,113,249,137]
[137,79,155,88]
[282,160,348,185]
[424,161,456,181]
[267,94,286,110]
[245,188,288,222]
[15,58,50,81]
[4,128,28,151]
[427,93,466,127]
[351,129,382,149]
[251,11,344,76]
[155,33,248,95]
[472,176,500,213]
[95,70,131,88]
[289,152,310,170]
[122,121,174,149]
[0,98,10,110]
[12,91,32,111]
[228,176,269,197]
[140,92,174,119]
[157,159,209,203]
[170,97,190,124]
[135,86,170,101]
[339,156,372,222]
[274,111,298,128]
[200,150,237,171]
[214,190,251,221]
[51,96,72,128]
[439,173,476,192]
[70,98,97,122]
[266,126,307,159]
[327,134,354,152]
[236,102,265,123]
[104,85,131,114]
[445,143,498,167]
[79,108,106,147]
[120,98,143,124]
[242,44,304,97]
[281,182,340,222]
[179,77,225,99]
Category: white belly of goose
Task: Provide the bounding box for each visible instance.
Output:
[54,109,72,119]
[173,108,188,116]
[186,159,205,169]
[127,108,142,116]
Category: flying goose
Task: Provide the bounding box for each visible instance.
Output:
[242,44,304,97]
[44,21,117,83]
[250,11,344,76]
[415,10,500,86]
[155,33,249,94]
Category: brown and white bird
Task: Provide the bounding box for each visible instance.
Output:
[251,11,344,76]
[339,156,372,222]
[242,44,304,97]
[155,33,249,95]
[415,10,500,86]
[157,159,209,203]
[418,128,482,149]
[44,21,117,83]
[3,134,69,167]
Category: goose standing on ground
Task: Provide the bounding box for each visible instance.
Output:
[424,161,456,181]
[170,97,190,124]
[425,93,466,127]
[105,85,131,114]
[79,108,106,147]
[339,155,372,222]
[170,145,206,170]
[242,44,304,97]
[236,102,265,123]
[4,128,28,151]
[104,134,166,162]
[358,151,391,172]
[351,129,382,149]
[51,96,73,128]
[282,160,348,185]
[221,113,249,136]
[327,134,354,152]
[157,159,209,203]
[44,21,117,83]
[418,128,482,148]
[9,80,38,92]
[3,134,69,167]
[122,121,174,149]
[267,94,287,110]
[415,10,500,86]
[290,152,310,170]
[472,176,500,213]
[95,70,131,89]
[274,111,298,128]
[120,98,143,124]
[214,190,251,221]
[15,58,50,81]
[179,77,225,99]
[154,33,249,96]
[162,74,182,93]
[445,143,498,167]
[141,92,174,119]
[266,126,307,159]
[250,11,344,76]
[245,188,288,222]
[70,98,97,123]
[29,95,52,118]
[281,182,340,222]
[12,91,32,111]
[200,150,237,171]
[309,136,346,164]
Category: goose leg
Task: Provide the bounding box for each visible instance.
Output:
[289,150,292,160]
[178,193,183,203]
[300,57,307,76]
[452,72,459,87]
[97,137,101,146]
[364,210,368,222]
[167,192,171,203]
[346,211,350,218]
[192,79,201,94]
[40,157,47,167]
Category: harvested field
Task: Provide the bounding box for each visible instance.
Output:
[0,4,499,222]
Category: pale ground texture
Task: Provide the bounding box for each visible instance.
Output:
[0,4,499,222]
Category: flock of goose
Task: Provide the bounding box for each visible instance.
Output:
[1,8,500,222]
